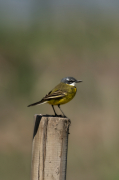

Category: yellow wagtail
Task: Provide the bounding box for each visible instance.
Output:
[28,77,82,117]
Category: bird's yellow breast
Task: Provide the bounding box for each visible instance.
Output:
[48,83,77,105]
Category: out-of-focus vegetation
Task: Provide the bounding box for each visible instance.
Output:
[0,3,119,180]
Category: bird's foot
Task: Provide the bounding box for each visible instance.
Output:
[63,115,67,118]
[53,113,67,118]
[54,114,62,117]
[60,114,67,118]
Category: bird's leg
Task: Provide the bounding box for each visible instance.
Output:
[52,105,58,116]
[58,104,67,117]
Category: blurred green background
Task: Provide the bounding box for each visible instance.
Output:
[0,1,119,180]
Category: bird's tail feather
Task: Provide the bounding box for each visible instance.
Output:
[27,100,48,107]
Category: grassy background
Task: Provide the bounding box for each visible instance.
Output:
[0,8,119,180]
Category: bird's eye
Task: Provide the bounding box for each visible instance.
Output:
[69,80,74,84]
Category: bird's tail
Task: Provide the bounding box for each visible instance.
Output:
[27,99,48,107]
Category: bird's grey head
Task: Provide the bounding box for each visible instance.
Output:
[61,77,82,86]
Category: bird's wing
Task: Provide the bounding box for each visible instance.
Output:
[27,90,67,107]
[43,90,67,100]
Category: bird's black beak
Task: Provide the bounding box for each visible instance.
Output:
[76,80,83,83]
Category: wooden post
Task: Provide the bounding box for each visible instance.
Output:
[31,115,71,180]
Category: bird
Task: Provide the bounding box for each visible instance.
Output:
[27,77,82,117]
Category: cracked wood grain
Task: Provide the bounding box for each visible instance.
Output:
[31,115,70,180]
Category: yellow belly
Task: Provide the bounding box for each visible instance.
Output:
[48,85,77,105]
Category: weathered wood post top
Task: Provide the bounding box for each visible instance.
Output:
[31,114,71,180]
